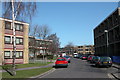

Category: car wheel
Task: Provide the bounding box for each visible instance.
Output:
[108,65,112,67]
[95,64,99,67]
[65,66,68,68]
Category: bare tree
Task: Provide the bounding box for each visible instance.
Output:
[37,25,50,39]
[2,1,37,76]
[47,33,60,55]
[64,42,75,55]
[29,25,39,63]
[29,25,51,62]
[2,1,36,21]
[35,25,51,62]
[30,25,39,37]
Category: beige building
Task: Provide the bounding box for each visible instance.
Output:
[29,36,53,59]
[77,45,94,55]
[0,18,29,65]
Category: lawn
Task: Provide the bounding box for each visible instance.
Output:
[2,67,52,78]
[16,62,53,69]
[0,72,2,79]
[2,62,53,70]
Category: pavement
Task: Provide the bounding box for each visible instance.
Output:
[111,63,120,79]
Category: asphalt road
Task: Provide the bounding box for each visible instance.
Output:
[39,58,117,79]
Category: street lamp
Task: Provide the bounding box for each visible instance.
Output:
[104,30,109,56]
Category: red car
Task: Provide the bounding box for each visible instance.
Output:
[55,57,68,67]
[87,55,94,61]
[81,55,88,60]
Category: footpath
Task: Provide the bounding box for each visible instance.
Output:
[112,63,120,79]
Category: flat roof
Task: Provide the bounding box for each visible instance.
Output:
[36,39,53,42]
[94,7,120,30]
[0,17,29,25]
[29,36,53,42]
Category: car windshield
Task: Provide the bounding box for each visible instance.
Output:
[83,55,87,57]
[100,57,111,62]
[64,56,70,58]
[57,59,65,61]
[88,56,90,58]
[93,56,99,60]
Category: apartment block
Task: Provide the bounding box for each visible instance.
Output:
[64,47,76,55]
[0,18,29,65]
[77,45,94,55]
[94,7,120,63]
[29,36,53,59]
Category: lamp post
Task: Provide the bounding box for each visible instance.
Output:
[104,30,109,56]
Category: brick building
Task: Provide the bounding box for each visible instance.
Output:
[0,18,29,65]
[77,45,94,55]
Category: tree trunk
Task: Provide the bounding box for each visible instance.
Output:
[12,0,16,76]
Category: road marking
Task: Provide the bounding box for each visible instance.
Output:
[107,73,115,80]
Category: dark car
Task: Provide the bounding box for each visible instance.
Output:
[90,56,100,64]
[64,56,71,63]
[78,54,82,59]
[78,55,82,59]
[95,56,112,67]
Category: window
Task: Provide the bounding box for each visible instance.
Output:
[13,51,23,59]
[46,41,50,45]
[85,49,89,51]
[15,23,23,31]
[40,50,43,53]
[13,37,23,45]
[4,51,11,59]
[78,46,83,48]
[5,21,11,29]
[86,46,90,48]
[5,36,11,44]
[36,40,39,47]
[78,49,83,51]
[42,41,45,45]
[12,37,23,45]
[57,59,65,61]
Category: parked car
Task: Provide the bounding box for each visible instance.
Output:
[73,53,79,58]
[79,55,83,59]
[60,53,67,57]
[90,56,100,64]
[87,55,94,62]
[55,57,68,68]
[81,55,88,60]
[63,56,71,63]
[95,56,112,67]
[77,54,82,59]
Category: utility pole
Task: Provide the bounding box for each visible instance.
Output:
[12,0,16,76]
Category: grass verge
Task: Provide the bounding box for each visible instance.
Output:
[2,67,52,78]
[2,62,53,70]
[16,62,53,69]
